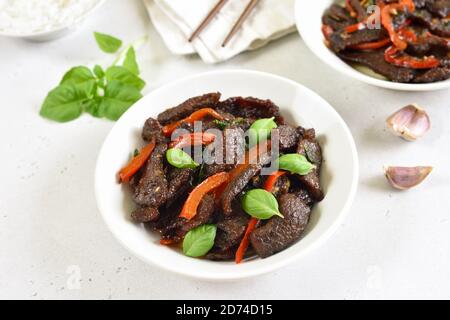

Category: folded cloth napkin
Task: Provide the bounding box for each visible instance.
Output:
[144,0,296,64]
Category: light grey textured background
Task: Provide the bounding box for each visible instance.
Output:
[0,0,449,299]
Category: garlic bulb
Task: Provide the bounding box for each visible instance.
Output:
[384,166,433,190]
[386,104,431,141]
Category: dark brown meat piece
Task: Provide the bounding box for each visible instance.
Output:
[329,29,388,52]
[215,212,250,251]
[292,189,314,207]
[162,194,216,242]
[142,117,167,143]
[133,144,169,207]
[157,92,221,125]
[348,0,366,21]
[250,194,311,258]
[205,248,236,261]
[413,67,450,82]
[221,153,272,215]
[272,125,300,152]
[216,97,284,125]
[322,4,357,30]
[297,130,325,201]
[165,168,195,208]
[131,206,160,223]
[338,49,417,83]
[411,9,450,37]
[426,0,450,18]
[202,126,245,178]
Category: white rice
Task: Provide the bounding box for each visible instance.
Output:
[0,0,101,35]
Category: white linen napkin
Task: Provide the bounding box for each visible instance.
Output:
[144,0,296,64]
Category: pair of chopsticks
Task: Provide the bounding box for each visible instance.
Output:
[189,0,260,47]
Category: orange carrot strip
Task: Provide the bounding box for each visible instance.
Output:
[180,172,229,220]
[162,108,225,137]
[169,132,216,149]
[235,217,258,264]
[350,38,391,50]
[118,139,155,183]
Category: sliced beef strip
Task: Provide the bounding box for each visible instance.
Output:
[338,49,417,83]
[426,0,450,18]
[214,209,250,251]
[297,129,325,202]
[157,92,221,125]
[142,117,168,143]
[250,194,311,259]
[133,144,169,207]
[297,130,323,167]
[165,168,195,208]
[411,9,450,37]
[413,66,450,82]
[161,194,216,242]
[131,206,159,223]
[216,97,284,125]
[205,247,236,261]
[272,125,300,152]
[349,0,367,21]
[202,126,245,178]
[292,189,314,207]
[221,153,272,215]
[322,4,357,30]
[329,29,388,52]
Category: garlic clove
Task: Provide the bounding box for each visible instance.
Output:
[386,104,431,141]
[384,166,433,190]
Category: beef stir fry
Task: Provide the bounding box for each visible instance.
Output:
[118,93,325,263]
[322,0,450,83]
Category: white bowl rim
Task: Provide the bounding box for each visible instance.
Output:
[295,0,450,92]
[95,69,359,281]
[0,0,106,38]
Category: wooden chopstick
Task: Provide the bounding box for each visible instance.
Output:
[222,0,260,47]
[189,0,229,42]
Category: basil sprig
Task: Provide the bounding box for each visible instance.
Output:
[277,154,316,176]
[183,225,217,257]
[40,33,145,123]
[242,189,284,220]
[94,32,123,53]
[248,117,277,146]
[166,148,199,169]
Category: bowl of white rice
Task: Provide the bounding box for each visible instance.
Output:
[0,0,106,41]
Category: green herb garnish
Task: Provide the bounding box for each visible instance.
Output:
[248,117,277,146]
[277,154,316,176]
[183,225,217,257]
[242,189,283,220]
[40,33,145,123]
[166,148,199,169]
[94,32,123,53]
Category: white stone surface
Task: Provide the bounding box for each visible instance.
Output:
[0,0,449,300]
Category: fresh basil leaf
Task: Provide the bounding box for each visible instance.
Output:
[183,225,217,258]
[248,117,277,145]
[94,32,122,53]
[98,80,142,121]
[93,65,105,79]
[277,154,316,176]
[60,66,96,85]
[40,81,96,122]
[166,148,199,169]
[84,98,102,118]
[123,46,140,75]
[242,189,283,220]
[105,66,145,91]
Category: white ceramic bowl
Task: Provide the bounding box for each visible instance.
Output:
[0,0,106,41]
[95,70,359,281]
[295,0,450,91]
